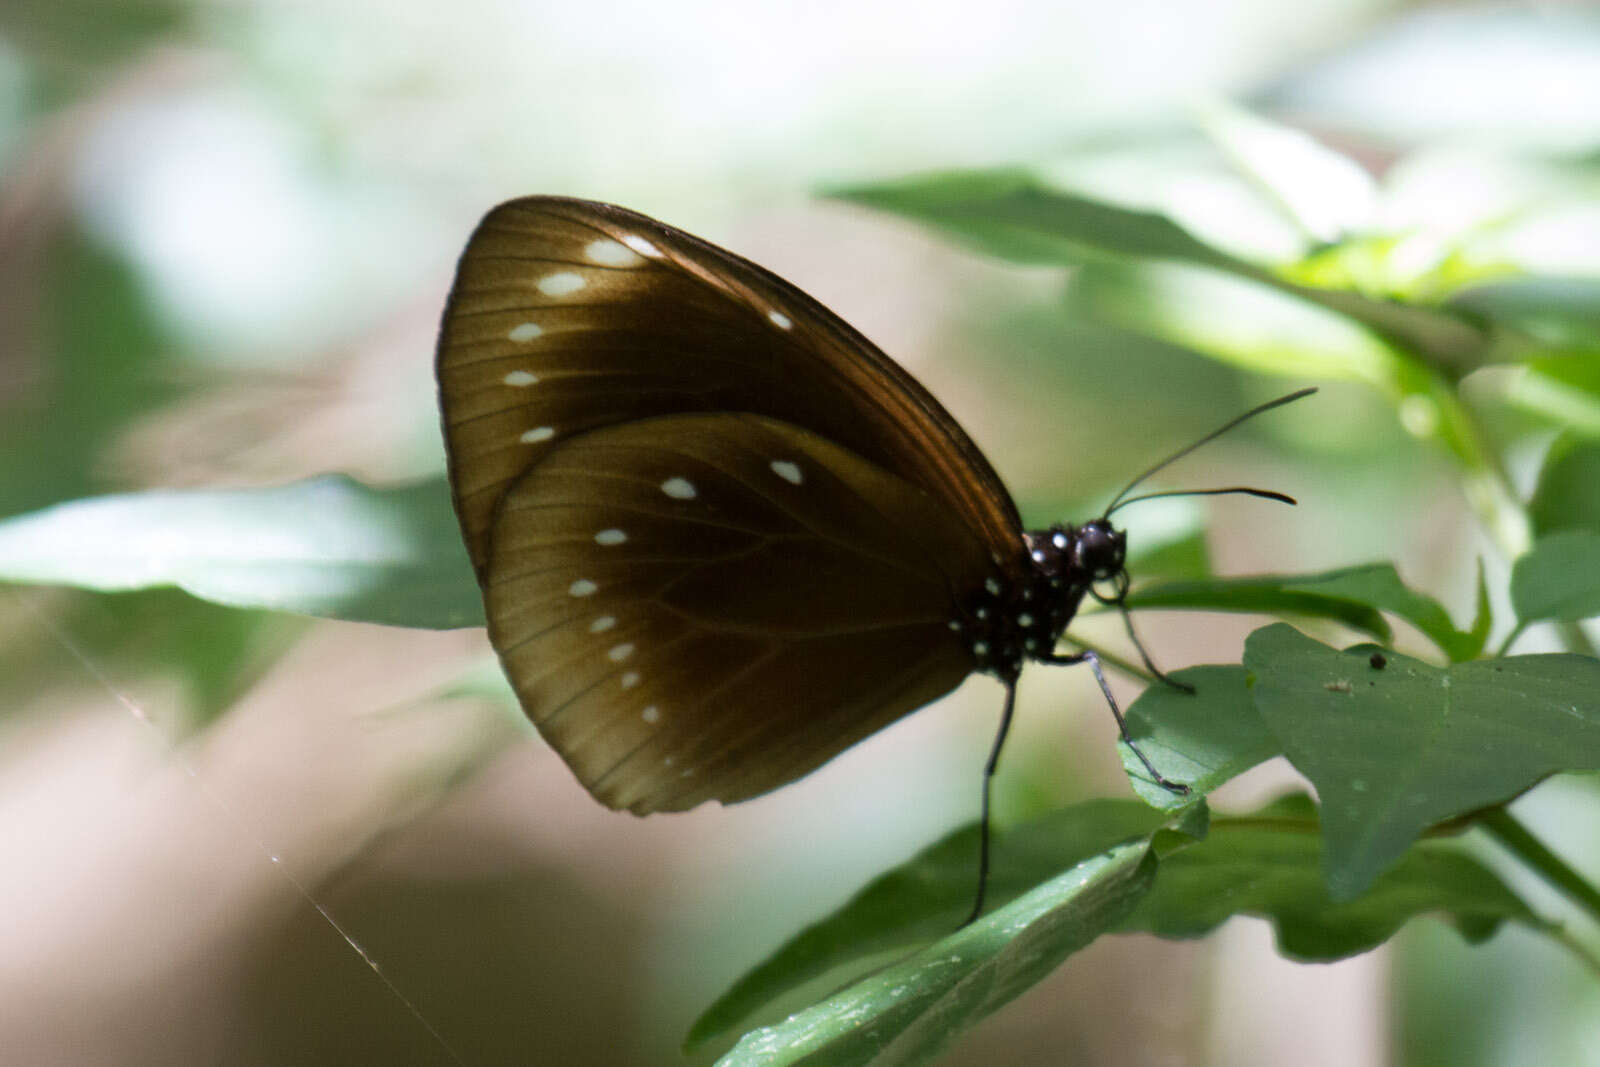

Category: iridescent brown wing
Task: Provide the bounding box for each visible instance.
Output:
[483,413,987,812]
[435,196,1022,585]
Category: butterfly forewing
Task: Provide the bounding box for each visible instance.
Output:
[484,413,986,811]
[436,196,1021,580]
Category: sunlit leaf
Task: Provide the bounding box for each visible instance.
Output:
[688,801,1169,1051]
[1063,260,1406,385]
[0,476,481,629]
[1244,623,1600,899]
[1193,98,1377,244]
[830,168,1250,273]
[715,841,1157,1067]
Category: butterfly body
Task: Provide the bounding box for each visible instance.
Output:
[959,520,1129,682]
[437,196,1137,815]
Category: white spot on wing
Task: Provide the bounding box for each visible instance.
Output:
[621,234,661,257]
[589,616,616,633]
[504,370,538,387]
[985,578,1002,596]
[620,671,640,689]
[608,643,635,662]
[508,322,543,342]
[770,460,803,485]
[594,528,627,545]
[768,310,793,330]
[661,477,696,499]
[585,238,643,266]
[568,579,598,597]
[537,272,586,296]
[641,705,660,724]
[520,426,555,443]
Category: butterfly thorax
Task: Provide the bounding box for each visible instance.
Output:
[954,518,1128,681]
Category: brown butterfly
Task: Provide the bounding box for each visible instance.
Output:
[436,196,1305,915]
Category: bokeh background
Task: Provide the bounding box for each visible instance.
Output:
[3,1,1599,1064]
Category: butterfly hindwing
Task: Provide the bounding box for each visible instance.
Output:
[483,412,986,812]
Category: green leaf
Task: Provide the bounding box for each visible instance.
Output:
[1243,623,1600,899]
[1063,260,1406,385]
[687,801,1168,1051]
[1118,665,1280,807]
[715,841,1157,1067]
[1,229,184,519]
[1511,531,1600,625]
[1449,277,1600,353]
[1282,563,1484,662]
[1193,98,1377,244]
[836,167,1489,372]
[1505,354,1600,437]
[1531,438,1600,536]
[1124,793,1542,958]
[829,169,1250,274]
[0,476,482,629]
[0,0,189,99]
[1466,560,1493,662]
[1128,563,1484,660]
[1124,572,1393,643]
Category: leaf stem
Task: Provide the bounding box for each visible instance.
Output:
[1480,807,1600,929]
[1495,621,1529,658]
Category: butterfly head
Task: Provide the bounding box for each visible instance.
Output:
[1024,519,1127,589]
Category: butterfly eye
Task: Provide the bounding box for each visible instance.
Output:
[1073,520,1125,578]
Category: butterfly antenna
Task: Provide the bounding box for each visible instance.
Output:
[1108,485,1296,514]
[1102,388,1316,517]
[963,677,1019,927]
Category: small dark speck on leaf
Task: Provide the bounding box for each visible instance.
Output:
[1369,651,1387,670]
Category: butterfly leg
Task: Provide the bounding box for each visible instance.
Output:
[962,676,1018,927]
[1116,603,1197,694]
[1041,650,1190,795]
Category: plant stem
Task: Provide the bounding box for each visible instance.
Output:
[1418,373,1532,562]
[1481,807,1600,928]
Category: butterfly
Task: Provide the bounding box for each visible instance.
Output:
[436,196,1307,915]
